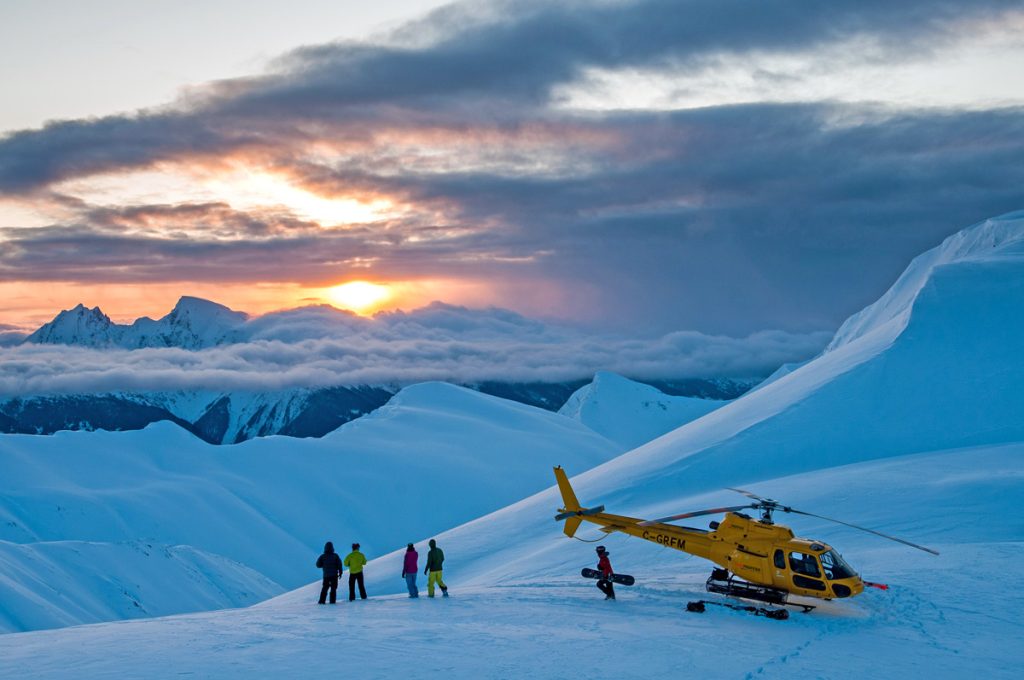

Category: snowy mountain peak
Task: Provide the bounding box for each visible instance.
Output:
[167,296,246,320]
[150,296,249,349]
[559,371,727,449]
[24,303,118,347]
[827,210,1024,352]
[23,297,251,350]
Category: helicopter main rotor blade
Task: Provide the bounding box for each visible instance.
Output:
[638,505,754,527]
[785,508,939,555]
[726,487,775,504]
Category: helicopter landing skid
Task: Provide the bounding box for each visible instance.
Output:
[686,599,789,620]
[696,569,815,616]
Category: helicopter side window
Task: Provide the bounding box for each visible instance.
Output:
[788,551,821,578]
[773,549,786,569]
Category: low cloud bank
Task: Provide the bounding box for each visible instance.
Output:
[1,304,829,395]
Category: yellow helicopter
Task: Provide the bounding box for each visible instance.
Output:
[553,467,937,616]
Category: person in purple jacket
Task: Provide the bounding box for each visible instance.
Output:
[402,543,419,598]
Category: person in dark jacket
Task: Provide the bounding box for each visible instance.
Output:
[595,545,615,600]
[424,538,448,598]
[402,543,419,598]
[344,543,368,601]
[316,541,343,604]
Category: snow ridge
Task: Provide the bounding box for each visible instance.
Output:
[827,210,1024,351]
[559,371,727,449]
[25,296,249,349]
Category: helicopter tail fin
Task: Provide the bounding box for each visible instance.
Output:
[554,467,602,537]
[563,516,583,538]
[554,466,581,512]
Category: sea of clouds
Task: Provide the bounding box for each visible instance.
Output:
[0,303,830,396]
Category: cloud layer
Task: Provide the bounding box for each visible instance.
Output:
[0,303,829,395]
[1,0,1022,334]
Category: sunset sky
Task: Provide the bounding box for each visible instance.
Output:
[1,0,1022,334]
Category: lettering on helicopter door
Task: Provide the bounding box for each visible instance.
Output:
[641,530,685,550]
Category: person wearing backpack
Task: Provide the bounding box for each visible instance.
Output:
[344,542,368,601]
[423,538,448,598]
[315,541,343,604]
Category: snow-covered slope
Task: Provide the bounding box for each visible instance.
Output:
[559,371,727,448]
[2,442,1019,679]
[0,541,279,633]
[0,383,620,632]
[3,213,1023,678]
[827,210,1024,351]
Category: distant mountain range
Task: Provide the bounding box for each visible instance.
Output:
[0,377,755,444]
[2,297,761,443]
[25,297,251,349]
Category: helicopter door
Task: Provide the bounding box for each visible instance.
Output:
[788,551,826,592]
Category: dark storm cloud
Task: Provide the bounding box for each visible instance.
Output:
[3,102,1023,332]
[0,0,1014,191]
[0,217,505,284]
[0,0,1022,334]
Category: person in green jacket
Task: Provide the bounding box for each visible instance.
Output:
[344,543,368,601]
[424,538,449,598]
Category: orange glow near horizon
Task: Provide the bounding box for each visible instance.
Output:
[324,281,392,315]
[0,278,512,331]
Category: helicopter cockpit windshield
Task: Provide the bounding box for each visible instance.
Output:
[820,550,856,580]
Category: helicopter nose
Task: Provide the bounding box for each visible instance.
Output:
[832,584,853,598]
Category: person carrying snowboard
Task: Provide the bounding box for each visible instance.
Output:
[316,541,343,604]
[402,543,419,598]
[345,542,368,601]
[595,545,615,600]
[424,538,449,598]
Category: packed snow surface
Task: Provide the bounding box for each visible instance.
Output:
[1,443,1020,679]
[2,212,1024,678]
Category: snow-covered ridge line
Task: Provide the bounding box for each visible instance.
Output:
[25,296,250,349]
[559,371,729,449]
[827,210,1024,351]
[22,298,564,350]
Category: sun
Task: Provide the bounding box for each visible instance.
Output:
[327,281,392,314]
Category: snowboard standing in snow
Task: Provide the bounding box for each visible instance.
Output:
[581,568,635,586]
